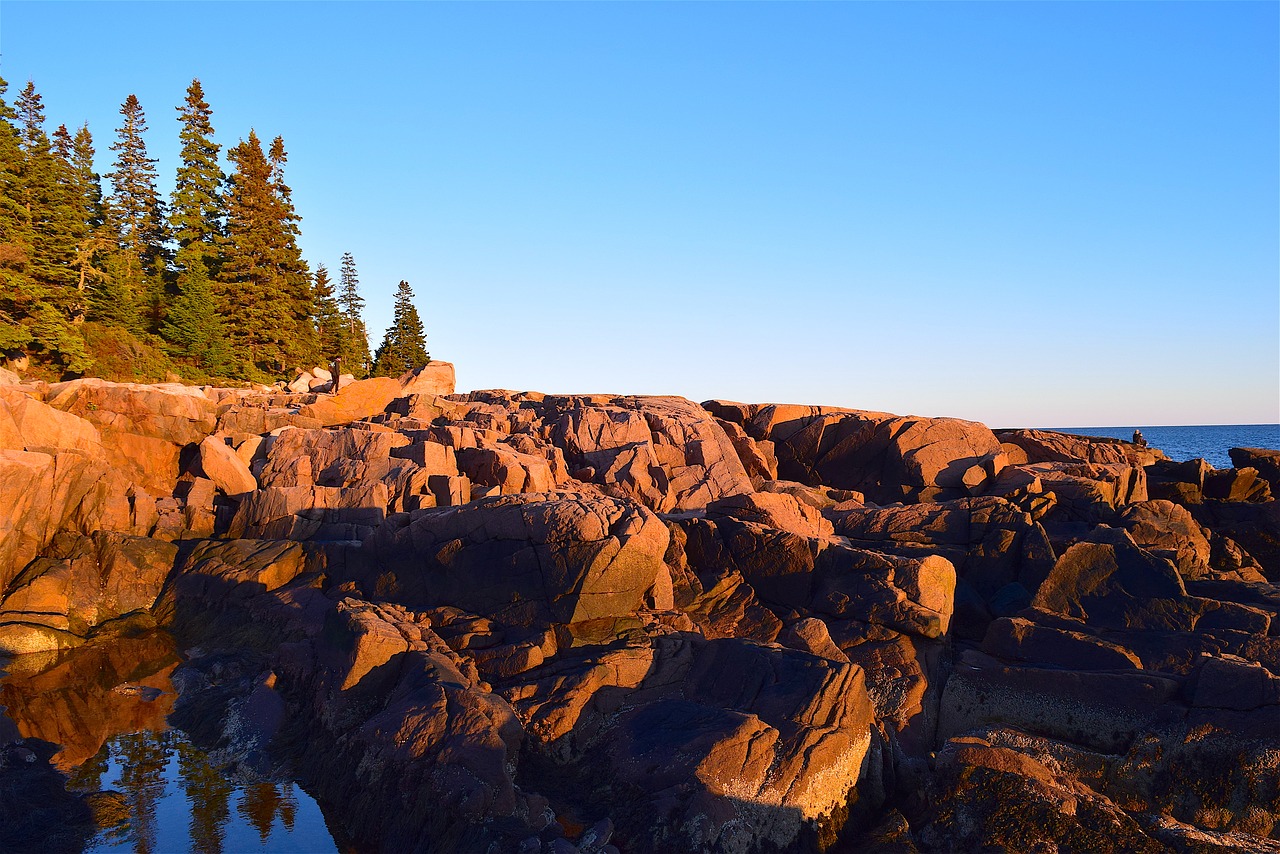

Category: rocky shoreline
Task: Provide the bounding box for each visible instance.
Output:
[1,365,1277,852]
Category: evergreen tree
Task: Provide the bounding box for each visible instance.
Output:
[161,246,230,374]
[312,263,346,362]
[371,279,429,377]
[51,123,91,320]
[170,79,223,272]
[102,94,166,332]
[16,81,77,296]
[0,77,38,353]
[1,80,88,372]
[337,251,370,375]
[267,135,318,364]
[68,124,111,310]
[219,130,315,376]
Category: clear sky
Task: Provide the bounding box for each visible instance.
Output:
[3,1,1277,427]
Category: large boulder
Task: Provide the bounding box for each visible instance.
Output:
[1231,447,1280,495]
[196,435,257,497]
[507,634,878,853]
[298,377,403,427]
[707,403,1004,504]
[996,428,1159,466]
[678,515,956,639]
[42,379,219,494]
[830,496,1057,600]
[0,532,177,654]
[365,493,670,627]
[399,361,455,397]
[0,386,102,455]
[1117,500,1212,579]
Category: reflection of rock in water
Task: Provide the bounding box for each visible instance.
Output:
[1,629,334,853]
[0,630,178,769]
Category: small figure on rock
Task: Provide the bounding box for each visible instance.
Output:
[1133,429,1147,447]
[331,357,342,394]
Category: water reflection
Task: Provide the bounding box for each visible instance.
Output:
[73,729,334,854]
[0,632,338,854]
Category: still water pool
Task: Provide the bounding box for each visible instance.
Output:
[75,729,338,854]
[0,631,341,854]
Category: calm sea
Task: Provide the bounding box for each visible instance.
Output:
[1050,424,1280,470]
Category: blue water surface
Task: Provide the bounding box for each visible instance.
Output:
[1050,424,1280,470]
[77,730,338,854]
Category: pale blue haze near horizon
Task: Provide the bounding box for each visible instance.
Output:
[2,1,1276,427]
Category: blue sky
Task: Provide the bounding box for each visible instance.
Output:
[3,1,1277,426]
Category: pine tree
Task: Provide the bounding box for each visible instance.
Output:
[371,279,429,377]
[106,94,166,263]
[3,80,88,372]
[220,130,315,377]
[102,94,166,332]
[267,135,317,365]
[0,77,38,354]
[67,124,111,311]
[312,263,346,362]
[162,245,230,376]
[16,81,77,296]
[337,251,370,376]
[170,79,223,273]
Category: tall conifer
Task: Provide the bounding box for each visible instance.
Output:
[371,279,429,377]
[312,264,346,362]
[220,130,315,376]
[0,77,37,353]
[102,94,166,332]
[170,79,223,271]
[106,94,166,268]
[337,251,370,376]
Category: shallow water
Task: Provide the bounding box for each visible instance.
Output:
[0,632,339,854]
[76,730,337,854]
[1050,423,1280,470]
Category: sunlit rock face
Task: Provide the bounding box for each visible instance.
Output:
[1,370,1278,853]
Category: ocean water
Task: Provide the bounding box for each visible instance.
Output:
[1050,424,1280,470]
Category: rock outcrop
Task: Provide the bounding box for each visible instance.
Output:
[1,375,1276,853]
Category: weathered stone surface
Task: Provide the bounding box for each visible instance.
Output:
[982,616,1143,671]
[920,734,1167,853]
[1191,500,1280,580]
[678,515,956,639]
[366,493,670,626]
[995,428,1159,466]
[706,490,834,538]
[737,407,1005,503]
[228,483,388,541]
[160,539,310,615]
[399,361,456,397]
[43,379,218,493]
[506,634,877,853]
[1231,447,1280,495]
[830,496,1056,601]
[939,649,1182,753]
[196,434,257,496]
[0,533,177,654]
[1117,499,1212,579]
[0,386,102,455]
[1204,466,1272,503]
[297,376,403,427]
